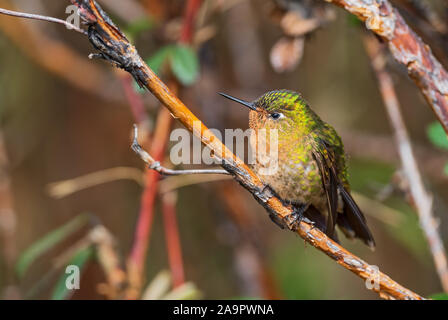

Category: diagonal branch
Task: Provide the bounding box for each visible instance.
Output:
[0,0,425,300]
[322,0,448,135]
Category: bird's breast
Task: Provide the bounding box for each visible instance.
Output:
[249,130,325,208]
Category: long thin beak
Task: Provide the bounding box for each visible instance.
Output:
[219,92,257,111]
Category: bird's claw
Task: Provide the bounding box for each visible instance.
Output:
[282,204,310,232]
[283,209,304,232]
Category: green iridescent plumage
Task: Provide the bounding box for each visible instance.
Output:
[221,89,375,248]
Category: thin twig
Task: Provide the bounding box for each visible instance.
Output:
[132,126,228,176]
[47,167,145,199]
[364,34,448,293]
[0,7,86,34]
[46,164,230,199]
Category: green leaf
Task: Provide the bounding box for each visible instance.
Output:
[146,46,173,76]
[444,162,448,176]
[133,80,146,94]
[16,214,89,278]
[134,46,173,94]
[51,246,93,300]
[170,45,199,86]
[347,14,362,27]
[430,293,448,300]
[139,44,199,92]
[427,122,448,150]
[125,17,154,39]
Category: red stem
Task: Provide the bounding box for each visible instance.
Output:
[128,171,159,275]
[127,107,173,296]
[162,192,185,287]
[180,0,202,44]
[158,0,202,290]
[127,0,202,296]
[119,74,147,124]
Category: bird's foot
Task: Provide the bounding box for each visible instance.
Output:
[283,211,303,232]
[283,204,309,232]
[308,220,317,231]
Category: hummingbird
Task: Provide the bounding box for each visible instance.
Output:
[219,89,375,249]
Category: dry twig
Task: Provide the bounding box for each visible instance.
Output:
[364,34,448,293]
[0,7,85,34]
[47,167,145,199]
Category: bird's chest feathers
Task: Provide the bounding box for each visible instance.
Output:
[249,129,323,205]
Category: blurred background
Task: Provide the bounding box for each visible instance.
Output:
[0,0,447,300]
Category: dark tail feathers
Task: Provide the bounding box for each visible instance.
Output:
[302,186,375,249]
[338,186,376,249]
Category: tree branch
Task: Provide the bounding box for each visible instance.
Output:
[323,0,448,135]
[1,0,425,300]
[364,33,448,293]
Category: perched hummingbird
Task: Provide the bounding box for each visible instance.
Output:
[220,90,375,249]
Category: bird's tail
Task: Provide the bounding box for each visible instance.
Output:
[303,187,375,249]
[337,186,376,250]
[304,205,340,243]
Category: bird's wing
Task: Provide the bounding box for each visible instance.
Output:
[311,138,338,240]
[311,128,375,248]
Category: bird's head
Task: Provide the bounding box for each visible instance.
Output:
[219,89,312,132]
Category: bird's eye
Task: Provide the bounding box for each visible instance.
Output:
[270,112,284,120]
